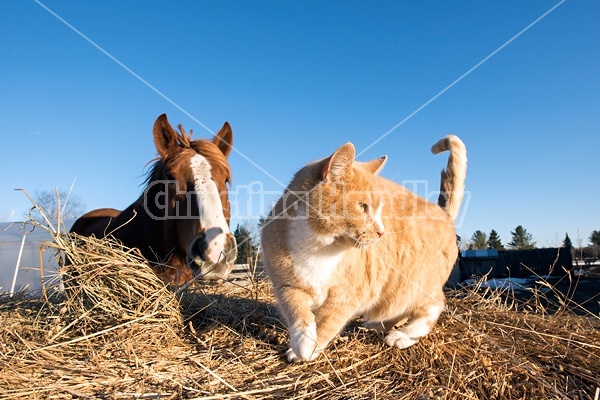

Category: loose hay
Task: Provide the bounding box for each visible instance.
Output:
[1,209,599,398]
[60,233,182,333]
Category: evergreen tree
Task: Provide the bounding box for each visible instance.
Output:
[589,230,600,247]
[488,229,505,250]
[563,233,576,262]
[468,230,488,250]
[257,216,266,233]
[563,233,573,248]
[233,223,257,264]
[508,225,536,250]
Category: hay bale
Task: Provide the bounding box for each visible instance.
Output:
[61,233,182,333]
[1,216,188,399]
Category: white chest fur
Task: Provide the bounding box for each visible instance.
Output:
[286,206,346,308]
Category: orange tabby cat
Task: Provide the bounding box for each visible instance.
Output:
[261,136,467,362]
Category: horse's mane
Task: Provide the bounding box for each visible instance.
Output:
[176,124,193,149]
[145,161,168,186]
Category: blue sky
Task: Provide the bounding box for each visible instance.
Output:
[1,0,598,248]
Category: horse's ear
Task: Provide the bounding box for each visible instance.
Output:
[319,142,355,181]
[153,114,179,158]
[213,122,233,158]
[363,155,387,175]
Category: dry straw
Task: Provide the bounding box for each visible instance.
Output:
[1,192,599,398]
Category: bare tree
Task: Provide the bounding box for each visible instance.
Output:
[29,189,86,221]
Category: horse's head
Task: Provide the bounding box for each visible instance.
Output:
[152,114,237,283]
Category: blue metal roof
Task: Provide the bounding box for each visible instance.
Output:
[461,249,499,258]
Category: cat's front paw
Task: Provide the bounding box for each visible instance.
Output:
[384,330,419,349]
[288,322,320,362]
[286,347,309,363]
[286,346,320,363]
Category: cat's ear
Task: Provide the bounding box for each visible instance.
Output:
[363,155,387,175]
[319,142,356,181]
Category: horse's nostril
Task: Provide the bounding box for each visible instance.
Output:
[191,237,208,262]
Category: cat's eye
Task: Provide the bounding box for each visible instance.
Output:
[359,203,369,214]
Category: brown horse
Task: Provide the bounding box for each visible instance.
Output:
[70,114,237,285]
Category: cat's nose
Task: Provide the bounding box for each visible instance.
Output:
[376,230,384,238]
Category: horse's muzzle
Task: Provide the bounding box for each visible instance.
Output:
[188,232,237,281]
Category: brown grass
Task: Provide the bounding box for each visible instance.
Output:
[1,199,599,399]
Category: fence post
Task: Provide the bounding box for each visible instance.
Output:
[10,232,29,298]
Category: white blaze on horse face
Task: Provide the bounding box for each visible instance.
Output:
[190,154,230,265]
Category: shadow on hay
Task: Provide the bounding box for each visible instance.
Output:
[180,290,286,345]
[178,286,387,355]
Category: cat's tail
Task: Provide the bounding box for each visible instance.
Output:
[431,135,467,221]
